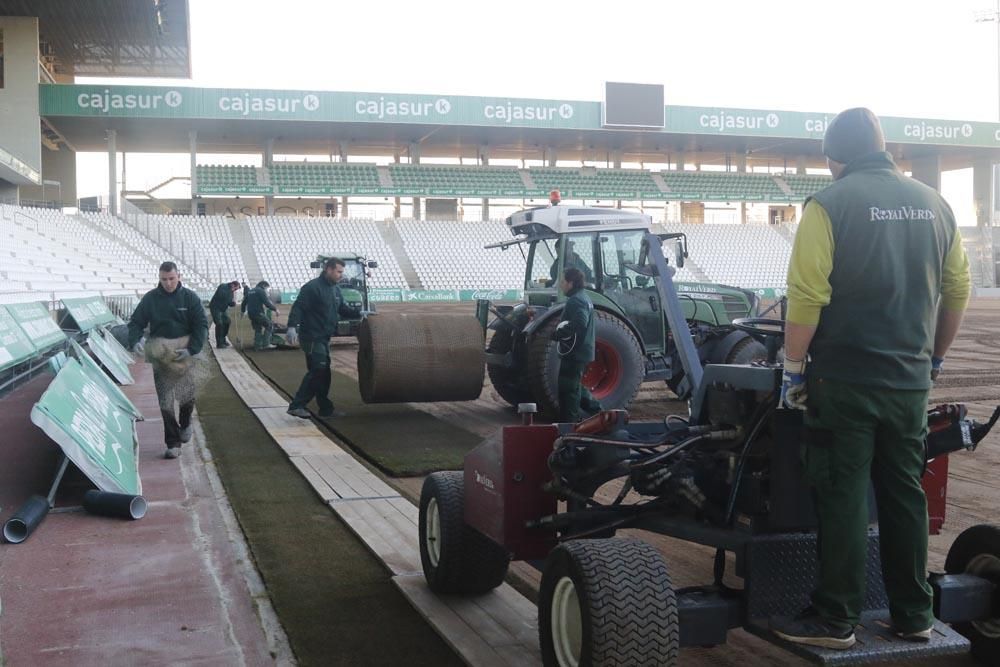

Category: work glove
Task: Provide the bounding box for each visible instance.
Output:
[931,356,944,382]
[132,337,145,355]
[551,321,571,341]
[780,356,808,410]
[285,326,299,346]
[174,348,192,362]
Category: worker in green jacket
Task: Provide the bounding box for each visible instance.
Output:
[770,108,971,650]
[285,257,362,419]
[127,261,208,459]
[552,267,602,422]
[208,280,240,348]
[241,280,278,351]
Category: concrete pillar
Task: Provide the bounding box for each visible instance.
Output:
[796,157,808,175]
[189,130,198,215]
[973,160,996,287]
[107,129,118,216]
[911,155,941,191]
[480,147,490,221]
[544,147,558,167]
[338,142,349,217]
[264,138,275,216]
[393,153,402,218]
[410,142,421,221]
[737,153,748,224]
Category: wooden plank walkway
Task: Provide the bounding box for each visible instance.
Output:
[212,342,542,666]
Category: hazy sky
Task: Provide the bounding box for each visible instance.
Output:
[75,0,1000,219]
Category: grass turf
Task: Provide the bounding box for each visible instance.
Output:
[244,347,483,476]
[197,354,462,667]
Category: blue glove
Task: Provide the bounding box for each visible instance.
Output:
[931,356,944,381]
[780,356,808,410]
[174,348,192,361]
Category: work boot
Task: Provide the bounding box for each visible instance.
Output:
[287,406,311,419]
[179,425,193,443]
[770,608,856,650]
[164,446,181,459]
[894,625,933,643]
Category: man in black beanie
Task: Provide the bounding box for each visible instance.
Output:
[771,108,971,649]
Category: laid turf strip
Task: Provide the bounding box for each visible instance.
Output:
[244,347,483,476]
[198,356,462,667]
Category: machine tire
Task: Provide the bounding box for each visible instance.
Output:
[722,334,768,365]
[418,471,510,595]
[945,524,1000,665]
[486,326,532,407]
[539,538,679,667]
[527,312,644,420]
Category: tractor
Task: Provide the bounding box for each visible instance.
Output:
[478,205,770,418]
[419,230,1000,666]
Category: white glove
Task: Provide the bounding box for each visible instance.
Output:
[780,356,808,410]
[132,338,145,355]
[174,348,192,361]
[285,326,299,346]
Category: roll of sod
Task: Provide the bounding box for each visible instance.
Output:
[358,313,484,403]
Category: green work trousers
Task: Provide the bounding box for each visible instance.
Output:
[803,377,934,633]
[211,309,230,347]
[250,314,273,350]
[290,338,333,413]
[557,358,602,422]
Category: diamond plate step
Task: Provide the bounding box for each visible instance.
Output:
[746,612,970,665]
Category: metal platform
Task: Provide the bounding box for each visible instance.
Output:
[746,612,970,665]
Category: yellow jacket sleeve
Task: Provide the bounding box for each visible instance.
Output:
[786,200,834,326]
[940,228,971,311]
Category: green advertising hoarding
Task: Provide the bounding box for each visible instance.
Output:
[70,340,143,419]
[30,359,141,495]
[5,302,67,351]
[0,306,38,371]
[100,327,135,368]
[40,84,1000,149]
[59,296,117,332]
[87,330,134,385]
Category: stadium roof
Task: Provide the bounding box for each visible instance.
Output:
[39,84,1000,169]
[0,0,191,77]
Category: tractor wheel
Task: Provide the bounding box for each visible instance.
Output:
[486,326,532,408]
[418,471,510,595]
[539,539,679,667]
[721,334,768,365]
[667,332,766,398]
[945,524,1000,665]
[527,312,644,420]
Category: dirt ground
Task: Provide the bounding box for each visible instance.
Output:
[252,298,1000,666]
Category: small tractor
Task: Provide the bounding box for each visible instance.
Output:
[477,205,771,418]
[420,230,1000,666]
[306,253,378,337]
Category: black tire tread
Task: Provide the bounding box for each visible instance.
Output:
[419,471,510,595]
[486,327,532,407]
[944,523,1000,666]
[526,311,644,420]
[541,538,679,666]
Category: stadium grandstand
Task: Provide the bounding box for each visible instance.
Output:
[0,3,999,303]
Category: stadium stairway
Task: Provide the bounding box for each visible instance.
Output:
[772,174,795,199]
[651,173,671,193]
[228,218,263,284]
[377,165,394,188]
[378,222,422,289]
[519,169,537,190]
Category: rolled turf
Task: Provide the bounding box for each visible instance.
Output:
[197,354,463,667]
[244,347,483,476]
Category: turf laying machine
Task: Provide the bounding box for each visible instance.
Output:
[418,230,1000,666]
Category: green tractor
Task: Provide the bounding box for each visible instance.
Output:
[478,205,768,417]
[303,253,379,337]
